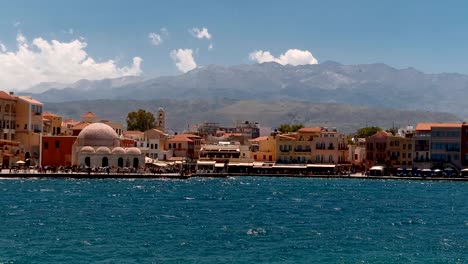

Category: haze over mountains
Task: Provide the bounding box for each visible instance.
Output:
[21,61,464,132]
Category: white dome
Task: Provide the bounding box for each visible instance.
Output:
[76,123,120,147]
[96,146,111,154]
[126,147,142,155]
[112,147,126,154]
[80,146,95,153]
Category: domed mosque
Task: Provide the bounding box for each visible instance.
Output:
[72,123,144,170]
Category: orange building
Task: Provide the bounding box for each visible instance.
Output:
[41,136,77,167]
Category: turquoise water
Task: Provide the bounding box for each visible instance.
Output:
[0,177,466,263]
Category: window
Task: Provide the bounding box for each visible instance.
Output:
[151,144,154,149]
[178,143,181,149]
[44,142,49,149]
[155,144,158,149]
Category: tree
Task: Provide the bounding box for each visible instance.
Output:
[278,123,304,133]
[126,109,156,132]
[355,126,382,138]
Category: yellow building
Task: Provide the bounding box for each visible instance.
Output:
[250,135,276,162]
[15,96,43,165]
[43,112,63,136]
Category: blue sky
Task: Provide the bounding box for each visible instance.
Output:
[1,0,468,89]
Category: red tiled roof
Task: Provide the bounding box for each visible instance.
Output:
[43,112,59,117]
[279,134,296,140]
[19,96,43,105]
[416,122,462,131]
[81,112,97,118]
[124,130,144,135]
[250,136,269,142]
[0,91,15,101]
[70,122,91,130]
[168,134,194,142]
[298,127,321,133]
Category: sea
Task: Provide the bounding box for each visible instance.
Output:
[0,177,466,263]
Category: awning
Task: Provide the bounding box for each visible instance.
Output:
[461,168,468,172]
[215,163,225,168]
[153,162,168,167]
[306,164,336,168]
[370,166,384,171]
[272,164,307,169]
[197,160,216,166]
[253,162,264,168]
[226,162,253,166]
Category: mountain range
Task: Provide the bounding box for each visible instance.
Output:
[17,61,466,132]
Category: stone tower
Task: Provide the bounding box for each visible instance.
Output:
[156,107,165,131]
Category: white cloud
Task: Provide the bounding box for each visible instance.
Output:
[148,32,162,46]
[208,43,213,50]
[190,27,211,40]
[249,49,318,66]
[0,34,142,90]
[170,49,196,73]
[0,42,6,53]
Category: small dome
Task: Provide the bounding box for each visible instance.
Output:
[126,147,142,154]
[96,146,111,154]
[112,147,126,154]
[80,146,95,153]
[76,123,120,147]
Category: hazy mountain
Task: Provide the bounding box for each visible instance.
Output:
[43,99,460,133]
[22,61,468,117]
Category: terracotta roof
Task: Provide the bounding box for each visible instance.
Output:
[0,91,15,101]
[124,130,144,135]
[81,112,97,118]
[43,112,59,117]
[279,134,296,140]
[298,127,322,133]
[18,96,43,105]
[370,130,391,138]
[70,122,91,130]
[416,122,462,131]
[250,136,269,142]
[184,134,202,139]
[168,134,194,142]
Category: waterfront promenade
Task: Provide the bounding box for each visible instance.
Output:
[1,169,467,181]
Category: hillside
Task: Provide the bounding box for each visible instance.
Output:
[23,62,468,118]
[43,99,461,133]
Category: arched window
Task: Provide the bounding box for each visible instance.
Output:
[133,158,139,168]
[85,157,91,167]
[118,157,124,168]
[102,157,109,167]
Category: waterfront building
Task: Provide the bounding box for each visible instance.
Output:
[461,123,468,168]
[429,123,462,169]
[72,122,144,169]
[0,91,17,142]
[41,136,77,167]
[413,123,462,170]
[250,136,275,162]
[15,96,43,166]
[349,138,366,169]
[167,134,202,160]
[365,130,390,168]
[0,91,20,167]
[43,112,62,136]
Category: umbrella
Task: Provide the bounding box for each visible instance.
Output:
[16,160,26,164]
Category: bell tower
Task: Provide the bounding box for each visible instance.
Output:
[156,107,165,131]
